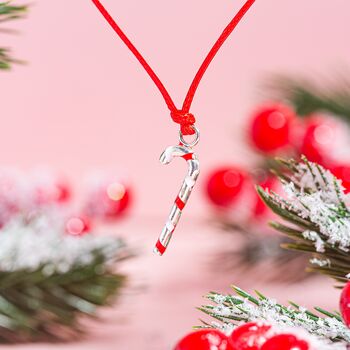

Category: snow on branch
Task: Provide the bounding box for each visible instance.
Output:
[200,287,349,348]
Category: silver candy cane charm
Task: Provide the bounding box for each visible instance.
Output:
[154,127,200,256]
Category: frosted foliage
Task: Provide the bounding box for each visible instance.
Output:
[0,167,68,226]
[0,213,123,273]
[309,258,330,267]
[274,161,350,252]
[207,292,350,349]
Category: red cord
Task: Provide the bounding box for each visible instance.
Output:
[91,0,256,135]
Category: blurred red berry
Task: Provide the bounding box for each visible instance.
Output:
[228,322,271,350]
[299,116,340,166]
[205,167,246,207]
[249,103,296,153]
[330,165,350,193]
[34,176,71,206]
[261,334,309,350]
[340,281,350,328]
[254,175,277,217]
[54,181,71,202]
[174,329,232,350]
[84,179,131,220]
[66,215,91,236]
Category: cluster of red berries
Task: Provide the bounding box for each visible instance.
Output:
[174,322,309,350]
[174,280,350,350]
[0,169,132,236]
[205,103,350,212]
[58,176,131,236]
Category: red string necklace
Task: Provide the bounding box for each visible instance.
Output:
[91,0,256,255]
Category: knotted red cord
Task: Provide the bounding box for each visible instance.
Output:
[91,0,256,135]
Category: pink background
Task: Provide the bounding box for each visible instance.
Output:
[2,0,350,216]
[1,0,350,348]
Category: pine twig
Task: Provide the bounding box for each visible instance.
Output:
[0,2,27,70]
[268,76,350,122]
[257,157,350,285]
[0,215,130,343]
[199,286,350,343]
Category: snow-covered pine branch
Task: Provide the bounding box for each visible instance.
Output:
[0,213,125,273]
[199,286,349,349]
[257,157,350,283]
[0,209,128,342]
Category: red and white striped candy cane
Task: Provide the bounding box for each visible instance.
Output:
[154,144,200,256]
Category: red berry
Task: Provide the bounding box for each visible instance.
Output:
[249,103,295,153]
[261,334,309,350]
[174,329,232,350]
[330,165,350,193]
[299,116,342,166]
[66,215,91,236]
[254,175,277,217]
[228,322,271,350]
[105,181,131,216]
[54,181,71,203]
[33,177,71,205]
[340,281,350,327]
[205,167,246,207]
[84,179,131,220]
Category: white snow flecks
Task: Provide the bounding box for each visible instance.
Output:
[276,160,350,252]
[0,213,123,273]
[309,258,331,267]
[206,292,349,349]
[303,231,325,253]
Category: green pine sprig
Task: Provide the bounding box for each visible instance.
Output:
[199,286,350,344]
[267,76,350,122]
[257,157,350,285]
[0,249,129,342]
[0,2,26,20]
[0,2,27,70]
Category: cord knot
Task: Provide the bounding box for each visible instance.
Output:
[170,110,196,135]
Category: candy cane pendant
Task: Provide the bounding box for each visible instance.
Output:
[154,127,200,256]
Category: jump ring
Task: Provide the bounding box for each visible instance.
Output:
[179,126,200,148]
